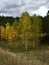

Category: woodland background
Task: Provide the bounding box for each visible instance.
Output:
[0,11,49,51]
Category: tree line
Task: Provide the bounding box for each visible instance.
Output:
[0,11,49,50]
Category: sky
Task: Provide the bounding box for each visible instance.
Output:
[0,0,49,17]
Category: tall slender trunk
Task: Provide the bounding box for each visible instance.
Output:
[33,33,39,47]
[35,36,39,46]
[24,31,27,51]
[33,36,36,47]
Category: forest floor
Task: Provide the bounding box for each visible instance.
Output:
[0,47,49,65]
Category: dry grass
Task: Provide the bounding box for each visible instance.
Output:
[0,48,49,65]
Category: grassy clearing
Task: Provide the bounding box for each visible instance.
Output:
[0,48,49,65]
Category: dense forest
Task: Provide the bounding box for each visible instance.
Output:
[0,11,49,51]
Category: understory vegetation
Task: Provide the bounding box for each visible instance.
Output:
[0,48,49,65]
